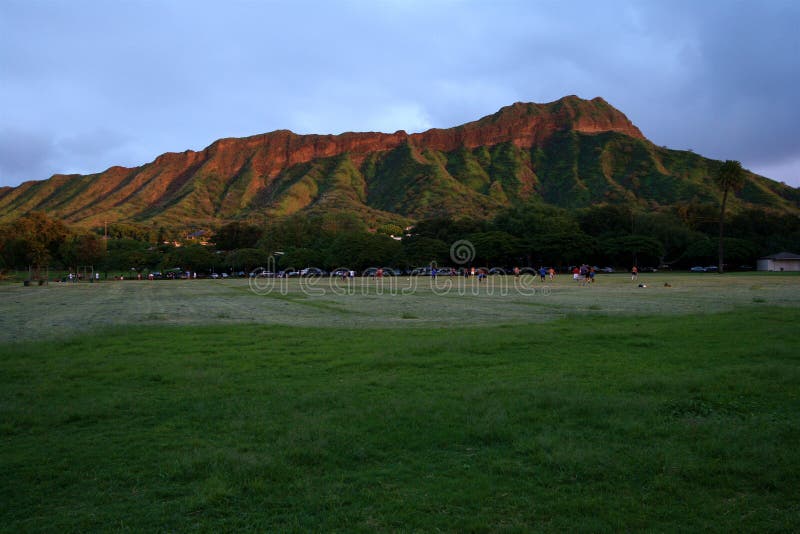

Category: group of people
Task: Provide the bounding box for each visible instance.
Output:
[569,264,640,285]
[572,265,596,285]
[345,265,642,284]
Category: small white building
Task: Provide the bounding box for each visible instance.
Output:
[757,252,800,272]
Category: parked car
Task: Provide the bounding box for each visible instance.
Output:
[705,265,718,272]
[689,266,706,272]
[599,267,614,273]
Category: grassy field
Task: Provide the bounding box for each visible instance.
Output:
[1,272,798,343]
[1,274,799,531]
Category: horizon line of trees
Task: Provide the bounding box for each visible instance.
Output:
[2,199,799,277]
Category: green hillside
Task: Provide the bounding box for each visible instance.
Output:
[0,96,797,230]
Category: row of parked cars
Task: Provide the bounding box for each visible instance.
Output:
[250,266,616,278]
[251,267,436,278]
[689,265,753,272]
[690,265,719,273]
[250,267,500,278]
[242,265,757,277]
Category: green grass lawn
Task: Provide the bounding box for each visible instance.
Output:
[2,303,799,531]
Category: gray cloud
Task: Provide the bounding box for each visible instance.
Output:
[0,128,57,183]
[1,0,798,188]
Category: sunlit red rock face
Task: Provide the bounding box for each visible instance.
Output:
[413,96,643,152]
[197,95,644,175]
[3,94,792,228]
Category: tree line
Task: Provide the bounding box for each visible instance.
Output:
[2,200,798,277]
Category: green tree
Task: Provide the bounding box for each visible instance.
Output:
[102,238,161,271]
[319,212,367,235]
[0,212,69,274]
[400,237,449,268]
[214,222,263,251]
[466,231,523,265]
[224,248,271,272]
[279,247,323,271]
[376,223,404,237]
[60,233,106,270]
[715,160,746,273]
[356,234,402,268]
[577,204,634,237]
[635,211,695,266]
[107,223,150,241]
[164,244,217,274]
[601,234,665,268]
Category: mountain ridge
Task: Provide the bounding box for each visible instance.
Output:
[0,95,797,228]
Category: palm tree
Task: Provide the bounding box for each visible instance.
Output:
[715,160,746,273]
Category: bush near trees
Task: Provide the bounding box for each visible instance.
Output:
[1,202,799,277]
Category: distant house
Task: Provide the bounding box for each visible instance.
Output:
[757,252,800,272]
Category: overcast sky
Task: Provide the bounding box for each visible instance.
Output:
[1,0,799,189]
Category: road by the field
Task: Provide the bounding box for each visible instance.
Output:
[1,273,798,343]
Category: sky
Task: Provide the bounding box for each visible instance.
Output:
[1,0,799,188]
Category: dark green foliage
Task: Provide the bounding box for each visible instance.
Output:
[324,232,402,270]
[375,223,404,236]
[599,234,665,267]
[163,244,218,272]
[716,160,747,272]
[106,222,151,241]
[634,211,702,265]
[2,188,799,276]
[578,204,634,236]
[277,247,323,270]
[400,236,450,267]
[0,212,69,269]
[445,146,492,193]
[59,232,106,269]
[465,231,524,265]
[411,216,487,244]
[362,142,502,220]
[223,248,272,272]
[214,221,263,251]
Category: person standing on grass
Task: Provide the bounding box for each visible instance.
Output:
[549,267,556,280]
[539,266,547,282]
[631,265,639,281]
[579,264,589,286]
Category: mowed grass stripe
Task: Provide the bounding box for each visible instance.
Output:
[1,307,799,531]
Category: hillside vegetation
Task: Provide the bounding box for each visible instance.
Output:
[1,96,797,229]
